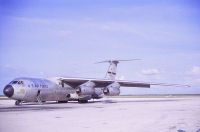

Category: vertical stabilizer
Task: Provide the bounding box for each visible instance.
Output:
[96,59,140,80]
[106,60,118,80]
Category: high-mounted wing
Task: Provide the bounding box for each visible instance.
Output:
[59,77,151,88]
[59,77,189,88]
[117,80,150,88]
[115,80,189,88]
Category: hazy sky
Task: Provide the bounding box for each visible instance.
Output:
[0,0,200,95]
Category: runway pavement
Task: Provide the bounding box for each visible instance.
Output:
[0,96,200,132]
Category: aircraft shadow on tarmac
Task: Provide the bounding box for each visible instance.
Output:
[0,99,180,112]
[0,101,104,112]
[0,105,76,112]
[115,99,180,103]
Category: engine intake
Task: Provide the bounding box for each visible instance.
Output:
[103,82,120,96]
[76,81,95,95]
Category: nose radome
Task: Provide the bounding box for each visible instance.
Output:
[3,85,14,97]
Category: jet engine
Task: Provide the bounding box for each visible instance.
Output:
[91,88,103,99]
[103,82,120,96]
[76,81,95,95]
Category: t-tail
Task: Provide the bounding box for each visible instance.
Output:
[96,59,141,80]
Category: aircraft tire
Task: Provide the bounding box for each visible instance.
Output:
[78,100,88,103]
[15,100,21,105]
[58,101,68,103]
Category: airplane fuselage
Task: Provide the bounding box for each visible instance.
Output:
[4,78,68,102]
[3,77,103,104]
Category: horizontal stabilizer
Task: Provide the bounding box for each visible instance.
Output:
[95,59,141,64]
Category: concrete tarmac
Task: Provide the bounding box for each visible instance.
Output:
[0,96,200,132]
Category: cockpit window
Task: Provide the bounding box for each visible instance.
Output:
[18,81,24,85]
[12,81,18,84]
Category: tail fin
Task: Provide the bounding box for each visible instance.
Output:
[96,59,140,80]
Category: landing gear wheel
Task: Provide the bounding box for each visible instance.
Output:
[15,100,21,105]
[58,101,68,103]
[78,100,88,103]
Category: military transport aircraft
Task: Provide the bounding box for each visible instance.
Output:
[3,59,189,105]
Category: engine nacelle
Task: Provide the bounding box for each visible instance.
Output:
[103,82,120,96]
[76,81,95,95]
[91,88,103,99]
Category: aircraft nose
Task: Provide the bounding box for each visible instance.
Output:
[3,85,14,97]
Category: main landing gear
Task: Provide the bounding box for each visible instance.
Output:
[15,100,21,105]
[58,101,68,103]
[78,99,88,103]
